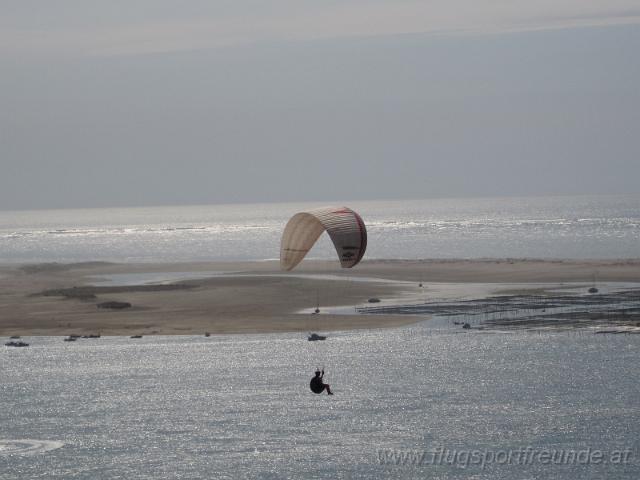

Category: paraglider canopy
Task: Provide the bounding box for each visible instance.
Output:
[280,206,367,271]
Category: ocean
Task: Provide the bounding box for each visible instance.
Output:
[2,194,639,479]
[1,194,639,264]
[1,327,639,479]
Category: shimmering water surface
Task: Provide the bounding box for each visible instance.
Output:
[1,194,639,263]
[2,195,639,478]
[1,327,639,479]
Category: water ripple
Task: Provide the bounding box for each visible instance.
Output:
[0,439,64,456]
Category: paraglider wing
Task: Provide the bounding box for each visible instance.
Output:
[280,206,367,271]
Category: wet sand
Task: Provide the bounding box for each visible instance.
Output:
[0,259,638,336]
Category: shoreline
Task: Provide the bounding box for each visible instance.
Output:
[1,259,638,336]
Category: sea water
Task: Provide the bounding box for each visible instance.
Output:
[1,194,639,479]
[1,326,639,479]
[1,194,639,264]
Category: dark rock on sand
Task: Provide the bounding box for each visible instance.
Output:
[97,301,132,310]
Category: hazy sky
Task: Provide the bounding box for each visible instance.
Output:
[2,1,639,210]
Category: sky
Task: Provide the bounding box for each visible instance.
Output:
[1,1,639,210]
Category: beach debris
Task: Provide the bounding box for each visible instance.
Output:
[204,332,211,337]
[64,336,77,342]
[5,341,29,347]
[130,335,143,339]
[462,323,471,329]
[368,298,381,303]
[280,206,367,271]
[10,335,20,339]
[97,301,132,310]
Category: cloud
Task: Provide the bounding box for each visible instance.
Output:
[1,1,640,58]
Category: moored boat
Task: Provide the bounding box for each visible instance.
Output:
[308,333,327,341]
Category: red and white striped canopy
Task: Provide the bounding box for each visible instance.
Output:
[280,206,367,271]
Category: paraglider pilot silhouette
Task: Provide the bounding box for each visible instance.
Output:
[310,369,333,395]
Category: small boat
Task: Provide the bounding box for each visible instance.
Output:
[130,335,143,339]
[462,323,471,330]
[5,341,29,347]
[308,333,327,341]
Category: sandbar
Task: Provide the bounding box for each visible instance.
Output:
[0,259,638,336]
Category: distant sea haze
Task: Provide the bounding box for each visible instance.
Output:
[0,194,638,264]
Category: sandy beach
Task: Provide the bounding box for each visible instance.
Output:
[1,259,638,336]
